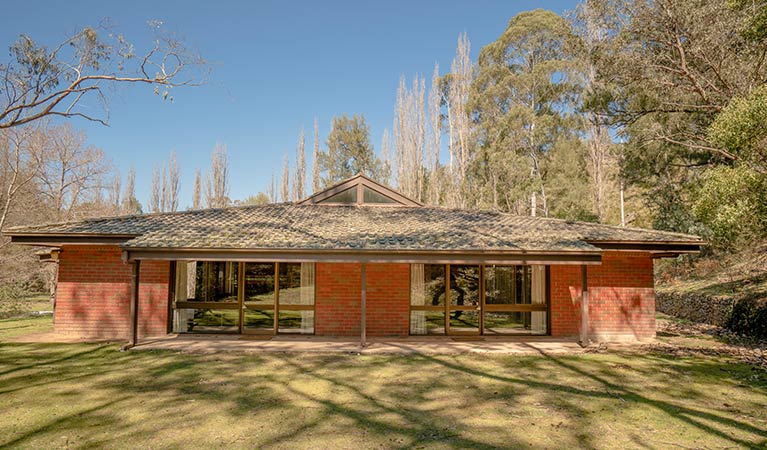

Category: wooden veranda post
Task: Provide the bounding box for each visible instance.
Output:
[360,262,367,348]
[121,260,141,351]
[580,264,589,346]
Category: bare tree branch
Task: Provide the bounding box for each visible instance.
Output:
[0,21,208,129]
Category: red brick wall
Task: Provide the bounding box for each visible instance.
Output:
[366,263,410,337]
[550,251,655,342]
[315,263,361,336]
[55,246,169,339]
[53,249,654,342]
[138,260,171,338]
[315,263,410,337]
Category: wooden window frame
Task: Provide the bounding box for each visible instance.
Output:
[172,261,315,336]
[409,263,551,337]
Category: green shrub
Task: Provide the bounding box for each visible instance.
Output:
[0,282,30,302]
[693,164,767,248]
[726,296,767,338]
[0,282,33,319]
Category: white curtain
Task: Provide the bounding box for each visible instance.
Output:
[410,264,425,334]
[531,265,546,334]
[173,261,197,333]
[186,261,197,299]
[300,262,315,333]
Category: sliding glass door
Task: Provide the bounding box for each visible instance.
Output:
[448,265,481,335]
[173,261,315,335]
[410,264,447,335]
[242,263,276,334]
[277,263,315,334]
[410,263,548,336]
[483,265,547,335]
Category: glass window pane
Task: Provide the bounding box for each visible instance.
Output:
[191,261,238,302]
[244,263,275,304]
[485,265,534,305]
[410,311,445,335]
[484,265,515,305]
[363,187,397,204]
[278,310,314,334]
[278,263,301,305]
[174,308,239,333]
[243,309,274,333]
[515,266,531,304]
[449,310,480,333]
[484,311,547,335]
[319,187,357,203]
[449,265,480,306]
[411,264,446,306]
[278,263,315,306]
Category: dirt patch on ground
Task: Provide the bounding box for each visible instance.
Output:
[593,314,767,371]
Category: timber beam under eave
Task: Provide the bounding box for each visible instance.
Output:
[120,248,604,265]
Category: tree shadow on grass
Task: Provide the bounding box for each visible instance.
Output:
[383,343,767,449]
[0,397,127,449]
[252,355,515,450]
[2,342,765,449]
[0,343,107,377]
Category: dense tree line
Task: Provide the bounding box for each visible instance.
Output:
[3,1,767,295]
[281,1,766,250]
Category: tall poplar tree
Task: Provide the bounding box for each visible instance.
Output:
[293,129,306,200]
[312,117,321,193]
[393,75,426,201]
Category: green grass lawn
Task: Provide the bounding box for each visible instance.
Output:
[1,317,766,449]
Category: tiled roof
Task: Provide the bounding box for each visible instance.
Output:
[7,204,702,253]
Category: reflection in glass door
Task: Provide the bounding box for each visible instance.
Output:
[409,264,447,335]
[483,265,547,335]
[242,263,276,334]
[447,264,481,335]
[277,263,315,334]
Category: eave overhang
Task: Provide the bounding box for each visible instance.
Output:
[120,247,604,265]
[6,232,138,246]
[586,240,704,254]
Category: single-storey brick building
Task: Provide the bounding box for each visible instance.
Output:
[6,174,702,348]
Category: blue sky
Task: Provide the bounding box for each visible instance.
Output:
[2,0,577,208]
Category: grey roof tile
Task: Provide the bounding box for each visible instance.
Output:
[7,203,702,253]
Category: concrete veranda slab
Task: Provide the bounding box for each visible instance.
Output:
[128,334,585,355]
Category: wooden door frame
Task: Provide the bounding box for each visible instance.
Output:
[446,263,482,336]
[240,262,277,336]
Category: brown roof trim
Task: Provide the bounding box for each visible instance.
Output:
[122,247,603,265]
[7,232,137,246]
[586,240,703,253]
[298,173,423,207]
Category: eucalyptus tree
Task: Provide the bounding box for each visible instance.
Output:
[0,20,206,129]
[584,0,767,233]
[470,9,582,216]
[318,114,383,185]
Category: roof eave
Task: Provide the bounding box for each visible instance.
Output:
[586,239,704,254]
[6,232,138,247]
[120,246,603,265]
